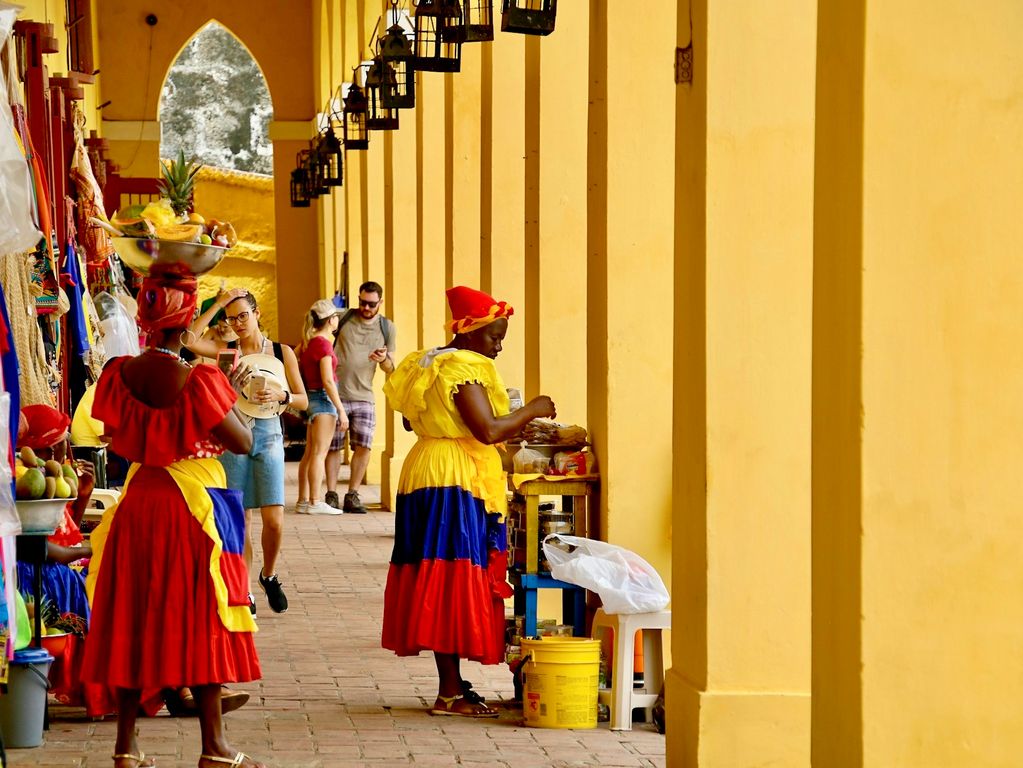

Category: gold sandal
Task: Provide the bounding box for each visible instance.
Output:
[199,754,251,766]
[429,694,499,718]
[112,753,153,766]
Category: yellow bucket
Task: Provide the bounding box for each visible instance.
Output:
[521,636,600,729]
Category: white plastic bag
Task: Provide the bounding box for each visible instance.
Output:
[512,441,550,474]
[94,291,140,358]
[0,8,42,255]
[0,391,21,536]
[542,534,669,614]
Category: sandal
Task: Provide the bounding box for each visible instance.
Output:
[199,754,253,767]
[113,753,154,766]
[460,680,487,706]
[430,694,499,718]
[220,686,251,714]
[162,687,198,717]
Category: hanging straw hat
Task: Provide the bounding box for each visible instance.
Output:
[235,353,289,419]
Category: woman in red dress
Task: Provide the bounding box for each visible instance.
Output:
[81,266,267,768]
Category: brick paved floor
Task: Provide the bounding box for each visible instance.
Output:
[7,463,665,767]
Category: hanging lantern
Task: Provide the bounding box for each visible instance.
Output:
[501,0,556,36]
[413,0,462,72]
[379,23,416,109]
[365,59,400,131]
[460,0,494,42]
[290,166,311,208]
[304,144,329,197]
[318,127,344,186]
[342,81,369,149]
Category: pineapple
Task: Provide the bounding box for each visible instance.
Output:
[158,149,203,218]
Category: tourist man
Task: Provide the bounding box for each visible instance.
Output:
[324,281,396,513]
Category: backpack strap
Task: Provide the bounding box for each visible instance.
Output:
[378,315,394,350]
[272,340,284,362]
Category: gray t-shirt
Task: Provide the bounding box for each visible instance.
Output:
[334,314,396,402]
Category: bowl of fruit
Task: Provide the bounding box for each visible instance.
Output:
[14,447,80,534]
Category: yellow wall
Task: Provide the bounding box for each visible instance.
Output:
[193,166,278,338]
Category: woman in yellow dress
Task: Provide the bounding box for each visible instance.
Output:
[382,286,556,717]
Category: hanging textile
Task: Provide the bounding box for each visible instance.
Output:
[0,252,51,406]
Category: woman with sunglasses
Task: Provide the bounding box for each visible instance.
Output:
[186,287,308,616]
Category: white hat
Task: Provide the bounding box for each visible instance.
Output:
[236,353,289,419]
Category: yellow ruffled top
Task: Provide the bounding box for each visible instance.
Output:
[384,348,511,518]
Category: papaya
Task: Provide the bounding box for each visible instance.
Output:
[155,223,203,243]
[20,446,38,467]
[111,204,147,224]
[16,468,45,500]
[44,459,62,478]
[43,476,56,499]
[114,217,157,239]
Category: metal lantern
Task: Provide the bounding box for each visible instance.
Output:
[304,145,329,197]
[379,23,416,109]
[413,0,462,72]
[365,59,400,131]
[501,0,556,36]
[460,0,494,42]
[318,128,344,186]
[290,166,311,207]
[342,82,369,150]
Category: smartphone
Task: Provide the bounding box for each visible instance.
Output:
[217,348,239,375]
[248,375,267,396]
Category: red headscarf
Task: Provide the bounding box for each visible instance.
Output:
[446,286,514,335]
[137,265,198,333]
[20,404,71,450]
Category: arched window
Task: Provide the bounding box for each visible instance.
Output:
[159,22,273,175]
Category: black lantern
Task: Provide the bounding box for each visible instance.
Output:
[379,23,416,109]
[459,0,494,42]
[290,166,310,207]
[318,128,343,186]
[501,0,556,35]
[342,81,369,149]
[413,0,462,72]
[365,59,400,131]
[304,145,329,197]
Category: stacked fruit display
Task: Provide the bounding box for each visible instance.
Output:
[105,150,238,248]
[14,447,79,500]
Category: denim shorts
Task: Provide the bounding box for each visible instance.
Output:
[219,416,285,509]
[305,389,338,423]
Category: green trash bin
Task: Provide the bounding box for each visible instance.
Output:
[0,648,53,748]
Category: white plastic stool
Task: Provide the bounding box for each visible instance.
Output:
[591,607,670,730]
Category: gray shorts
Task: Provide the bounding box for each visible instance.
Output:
[330,400,375,451]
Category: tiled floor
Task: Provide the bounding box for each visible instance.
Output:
[6,464,665,767]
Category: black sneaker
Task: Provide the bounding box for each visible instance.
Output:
[247,592,257,617]
[325,490,341,509]
[343,491,368,514]
[258,572,288,613]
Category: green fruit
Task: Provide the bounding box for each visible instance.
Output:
[66,477,78,498]
[61,463,77,481]
[44,460,62,478]
[19,446,38,467]
[199,233,213,245]
[54,477,71,499]
[16,468,46,500]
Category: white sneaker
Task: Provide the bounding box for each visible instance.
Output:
[306,501,343,516]
[294,500,311,514]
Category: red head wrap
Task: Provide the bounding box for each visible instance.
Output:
[20,404,71,450]
[137,265,198,333]
[446,286,514,335]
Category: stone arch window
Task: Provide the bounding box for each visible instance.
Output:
[159,21,274,175]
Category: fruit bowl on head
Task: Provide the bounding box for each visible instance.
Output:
[110,236,227,277]
[15,498,75,535]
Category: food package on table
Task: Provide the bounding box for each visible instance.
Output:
[512,441,550,474]
[551,448,597,476]
[516,418,588,446]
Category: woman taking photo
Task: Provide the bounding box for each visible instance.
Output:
[382,286,556,718]
[186,287,308,615]
[295,299,348,515]
[83,265,266,768]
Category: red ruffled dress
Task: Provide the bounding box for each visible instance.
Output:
[81,359,260,690]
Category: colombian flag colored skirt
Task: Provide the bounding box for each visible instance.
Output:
[382,437,509,665]
[82,458,260,690]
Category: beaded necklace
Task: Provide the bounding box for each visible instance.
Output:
[148,346,186,362]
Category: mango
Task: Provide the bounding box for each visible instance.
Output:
[61,463,77,481]
[16,468,46,500]
[19,446,38,467]
[43,476,56,499]
[66,477,78,498]
[43,460,62,478]
[54,477,71,499]
[14,464,27,479]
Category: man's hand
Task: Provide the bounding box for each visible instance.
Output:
[369,347,389,364]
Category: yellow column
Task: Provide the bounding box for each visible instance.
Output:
[418,69,448,339]
[450,45,482,290]
[587,0,675,570]
[669,1,815,766]
[536,1,588,424]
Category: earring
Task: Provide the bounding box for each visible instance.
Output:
[180,328,197,347]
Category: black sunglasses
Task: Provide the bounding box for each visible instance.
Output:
[359,299,380,308]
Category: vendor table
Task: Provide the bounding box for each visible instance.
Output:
[509,476,599,638]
